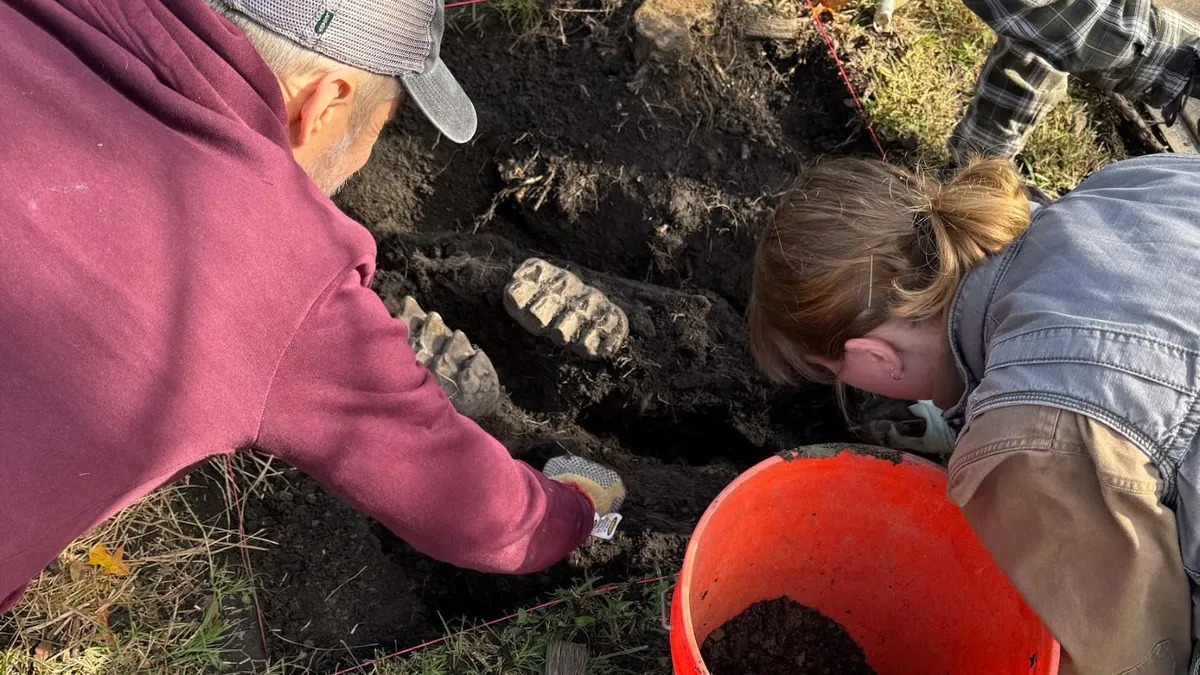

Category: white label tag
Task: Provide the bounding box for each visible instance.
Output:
[591,513,622,540]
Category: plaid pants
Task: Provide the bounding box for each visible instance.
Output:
[949,0,1200,163]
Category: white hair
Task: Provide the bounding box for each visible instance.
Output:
[205,1,402,134]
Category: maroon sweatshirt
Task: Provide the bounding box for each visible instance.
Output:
[0,0,593,613]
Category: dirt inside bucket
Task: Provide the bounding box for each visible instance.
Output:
[701,598,876,675]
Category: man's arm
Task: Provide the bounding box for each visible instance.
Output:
[948,405,1190,675]
[949,37,1069,162]
[962,0,1199,107]
[254,263,595,574]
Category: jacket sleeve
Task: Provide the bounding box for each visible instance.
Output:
[948,405,1190,675]
[960,0,1198,107]
[254,263,594,574]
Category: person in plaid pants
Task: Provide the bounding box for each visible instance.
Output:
[950,0,1200,164]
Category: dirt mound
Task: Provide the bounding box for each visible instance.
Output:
[246,0,862,667]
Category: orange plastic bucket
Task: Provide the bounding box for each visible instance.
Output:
[669,446,1059,675]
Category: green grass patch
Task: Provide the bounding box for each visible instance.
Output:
[371,578,674,675]
[856,0,1123,191]
[491,0,545,33]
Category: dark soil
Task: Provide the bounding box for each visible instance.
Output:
[240,0,869,668]
[702,598,876,675]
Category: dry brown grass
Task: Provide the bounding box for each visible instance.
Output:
[0,462,264,675]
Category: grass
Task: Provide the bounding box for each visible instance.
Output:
[370,579,674,675]
[0,463,260,675]
[491,0,544,33]
[852,0,1124,192]
[463,0,624,39]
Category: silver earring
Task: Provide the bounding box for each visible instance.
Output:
[891,367,904,381]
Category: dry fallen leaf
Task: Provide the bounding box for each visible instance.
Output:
[88,607,117,647]
[823,0,852,9]
[67,560,90,582]
[95,606,110,629]
[810,3,836,18]
[33,642,54,661]
[87,545,131,577]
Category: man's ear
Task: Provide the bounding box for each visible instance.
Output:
[844,337,902,374]
[293,70,356,148]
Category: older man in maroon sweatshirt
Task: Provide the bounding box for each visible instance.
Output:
[0,0,626,614]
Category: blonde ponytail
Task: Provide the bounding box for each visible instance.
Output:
[890,160,1032,321]
[748,157,1032,385]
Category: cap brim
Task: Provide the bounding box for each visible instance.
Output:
[402,59,477,144]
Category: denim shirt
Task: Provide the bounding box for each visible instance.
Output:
[945,154,1200,639]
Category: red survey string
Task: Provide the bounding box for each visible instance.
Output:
[802,0,888,159]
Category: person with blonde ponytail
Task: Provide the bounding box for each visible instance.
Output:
[750,155,1200,675]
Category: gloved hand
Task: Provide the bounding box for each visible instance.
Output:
[544,455,626,516]
[852,397,957,455]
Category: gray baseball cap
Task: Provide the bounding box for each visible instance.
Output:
[219,0,478,143]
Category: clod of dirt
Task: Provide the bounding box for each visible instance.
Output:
[391,294,500,418]
[504,258,630,360]
[634,0,716,59]
[701,597,876,675]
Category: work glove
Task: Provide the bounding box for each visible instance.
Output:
[852,397,957,455]
[544,455,626,516]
